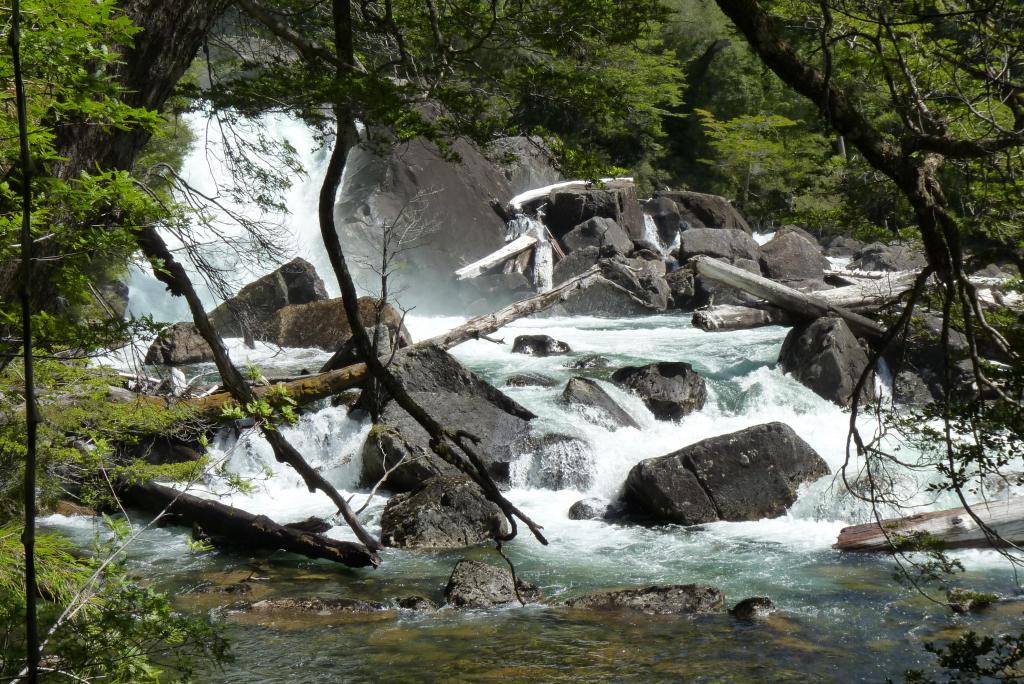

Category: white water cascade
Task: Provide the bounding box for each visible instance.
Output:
[51,113,1024,682]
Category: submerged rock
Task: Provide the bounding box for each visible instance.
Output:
[946,587,998,614]
[778,316,874,407]
[567,497,621,521]
[562,377,639,429]
[444,559,542,608]
[512,334,572,356]
[567,354,612,370]
[623,422,829,525]
[379,476,509,549]
[566,584,725,615]
[730,596,776,620]
[229,597,387,616]
[360,347,534,492]
[611,362,707,421]
[504,372,559,388]
[394,595,438,611]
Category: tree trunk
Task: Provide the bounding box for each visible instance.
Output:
[692,256,887,337]
[119,481,378,567]
[834,497,1024,552]
[455,234,538,279]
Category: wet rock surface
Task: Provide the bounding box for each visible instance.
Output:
[562,377,639,429]
[444,560,542,608]
[730,597,776,620]
[145,322,214,366]
[512,334,572,356]
[566,584,725,615]
[379,476,509,549]
[623,422,829,525]
[778,316,874,407]
[611,362,707,421]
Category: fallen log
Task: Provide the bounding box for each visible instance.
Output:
[454,233,537,280]
[692,276,917,332]
[182,265,603,417]
[691,256,887,338]
[119,480,379,567]
[834,497,1024,552]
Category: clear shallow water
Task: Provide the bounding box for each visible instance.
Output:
[50,316,1024,682]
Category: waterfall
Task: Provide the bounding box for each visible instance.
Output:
[641,214,667,255]
[126,112,336,321]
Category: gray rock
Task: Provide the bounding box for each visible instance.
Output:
[444,559,541,608]
[360,347,534,492]
[379,476,509,549]
[566,584,725,614]
[270,296,406,351]
[209,258,328,339]
[395,595,438,611]
[947,587,997,614]
[759,230,827,282]
[228,597,387,616]
[562,217,633,255]
[486,136,561,194]
[851,242,927,271]
[823,235,863,257]
[611,362,707,421]
[568,497,612,520]
[145,322,213,366]
[543,181,645,242]
[623,422,829,525]
[505,373,559,388]
[335,137,514,313]
[778,316,874,407]
[512,334,572,356]
[566,354,611,370]
[730,596,776,620]
[553,252,668,316]
[655,191,751,233]
[885,312,974,402]
[553,246,604,284]
[562,377,639,429]
[679,228,761,262]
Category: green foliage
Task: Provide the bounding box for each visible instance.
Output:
[0,524,231,682]
[220,383,298,431]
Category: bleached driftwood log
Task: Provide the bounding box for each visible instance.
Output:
[691,256,887,337]
[455,233,538,280]
[834,497,1024,552]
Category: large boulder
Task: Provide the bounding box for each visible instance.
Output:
[486,136,561,195]
[269,296,405,351]
[885,312,973,403]
[379,476,509,549]
[145,322,213,366]
[334,137,514,313]
[654,191,751,234]
[512,334,571,357]
[822,235,864,257]
[778,316,874,407]
[611,362,707,421]
[666,259,761,310]
[623,422,829,525]
[444,559,542,608]
[562,217,633,255]
[360,347,535,492]
[209,258,328,338]
[566,584,725,615]
[851,242,927,272]
[543,181,645,242]
[759,230,828,283]
[679,228,761,262]
[562,377,639,429]
[552,250,669,316]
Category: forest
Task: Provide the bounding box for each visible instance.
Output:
[2,0,1023,681]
